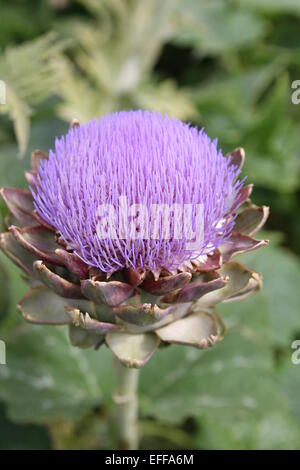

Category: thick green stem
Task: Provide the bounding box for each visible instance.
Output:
[113,357,139,450]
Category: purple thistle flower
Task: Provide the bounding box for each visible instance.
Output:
[32,110,242,273]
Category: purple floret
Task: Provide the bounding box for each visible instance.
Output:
[32,110,242,273]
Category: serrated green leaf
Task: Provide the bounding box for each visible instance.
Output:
[278,356,300,425]
[0,33,67,157]
[234,0,300,16]
[242,75,300,192]
[139,330,285,425]
[221,245,300,346]
[198,411,300,450]
[0,403,50,450]
[0,324,113,424]
[173,0,266,54]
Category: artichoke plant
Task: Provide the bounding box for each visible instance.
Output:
[0,110,268,449]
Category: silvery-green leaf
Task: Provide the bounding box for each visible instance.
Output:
[230,184,253,213]
[33,261,83,299]
[106,332,160,368]
[68,324,105,349]
[114,302,190,332]
[139,331,285,425]
[141,272,191,295]
[10,225,62,266]
[155,311,220,348]
[224,271,262,302]
[225,244,300,346]
[192,250,221,272]
[162,272,226,304]
[66,307,121,333]
[197,262,255,308]
[55,248,89,278]
[219,234,268,263]
[0,188,36,227]
[0,324,113,423]
[0,231,37,276]
[234,205,269,236]
[18,286,71,325]
[81,279,134,307]
[226,147,245,172]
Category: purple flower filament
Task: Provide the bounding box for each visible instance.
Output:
[32,110,242,273]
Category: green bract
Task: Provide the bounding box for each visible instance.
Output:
[0,145,268,368]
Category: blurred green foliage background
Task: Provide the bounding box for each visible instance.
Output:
[0,0,300,449]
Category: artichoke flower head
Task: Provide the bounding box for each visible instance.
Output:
[0,110,269,368]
